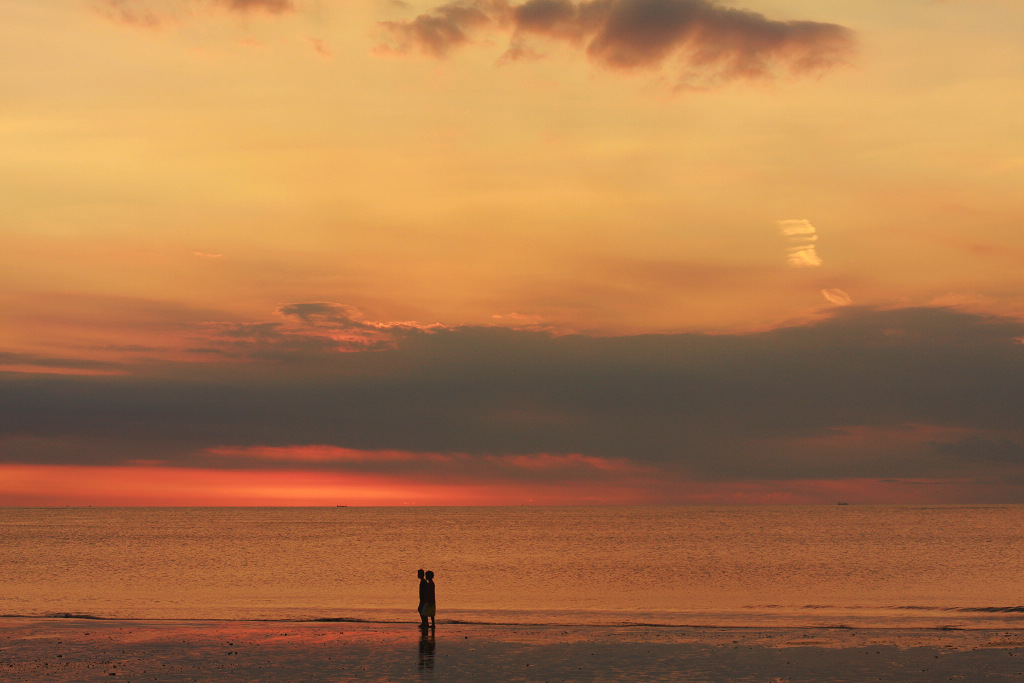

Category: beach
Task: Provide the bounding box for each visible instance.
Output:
[5,508,1024,680]
[2,617,1023,682]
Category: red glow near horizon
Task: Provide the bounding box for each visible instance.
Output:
[0,464,1011,507]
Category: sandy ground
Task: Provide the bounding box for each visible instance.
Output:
[2,617,1023,682]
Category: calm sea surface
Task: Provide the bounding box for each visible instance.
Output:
[2,506,1022,629]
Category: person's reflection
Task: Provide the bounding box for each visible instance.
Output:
[418,628,435,672]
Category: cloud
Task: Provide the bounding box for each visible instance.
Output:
[207,444,644,480]
[491,312,549,330]
[2,306,1022,496]
[821,288,852,306]
[932,436,1024,464]
[185,303,449,360]
[100,0,163,27]
[379,0,501,58]
[274,302,445,336]
[378,0,855,87]
[97,0,295,28]
[276,302,372,328]
[778,218,817,238]
[785,246,821,267]
[219,0,294,12]
[308,37,333,59]
[778,218,822,267]
[209,444,429,464]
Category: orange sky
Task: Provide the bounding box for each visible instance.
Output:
[1,0,1022,505]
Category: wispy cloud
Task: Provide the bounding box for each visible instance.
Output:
[207,444,643,478]
[308,37,333,59]
[221,0,294,11]
[97,0,296,28]
[190,302,448,359]
[209,444,429,464]
[821,288,852,306]
[379,0,500,58]
[99,0,163,27]
[275,302,444,334]
[778,218,822,268]
[378,0,855,87]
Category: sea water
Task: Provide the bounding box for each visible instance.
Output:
[2,506,1022,629]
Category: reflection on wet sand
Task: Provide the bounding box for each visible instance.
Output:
[418,628,435,672]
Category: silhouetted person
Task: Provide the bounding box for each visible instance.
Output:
[417,568,429,628]
[423,570,436,629]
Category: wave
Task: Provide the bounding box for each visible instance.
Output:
[884,605,1024,614]
[883,605,1024,615]
[754,604,1024,615]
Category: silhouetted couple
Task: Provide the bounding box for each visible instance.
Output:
[417,568,436,629]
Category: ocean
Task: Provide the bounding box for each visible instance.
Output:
[2,506,1022,629]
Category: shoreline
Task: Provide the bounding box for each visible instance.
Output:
[2,617,1023,681]
[5,612,1024,630]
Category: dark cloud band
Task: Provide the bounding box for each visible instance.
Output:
[379,0,855,86]
[2,307,1021,485]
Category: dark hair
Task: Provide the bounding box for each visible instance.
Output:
[425,570,434,580]
[418,568,425,578]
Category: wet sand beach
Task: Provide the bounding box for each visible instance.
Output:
[2,618,1023,682]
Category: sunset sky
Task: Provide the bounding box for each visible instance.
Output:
[2,0,1022,505]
